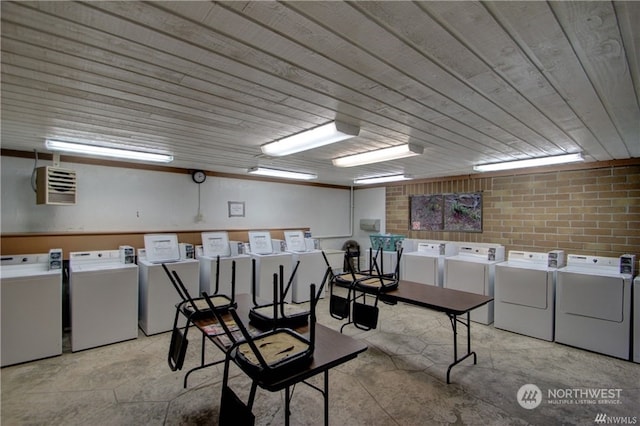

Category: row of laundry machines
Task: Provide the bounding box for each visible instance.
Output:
[397,238,638,362]
[0,230,328,366]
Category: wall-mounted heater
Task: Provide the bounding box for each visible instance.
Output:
[359,218,380,232]
[36,166,77,205]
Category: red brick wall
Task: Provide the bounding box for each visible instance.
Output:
[386,164,639,257]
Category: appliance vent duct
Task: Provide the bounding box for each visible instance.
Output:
[36,166,77,205]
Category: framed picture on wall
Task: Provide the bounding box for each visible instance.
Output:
[409,192,482,232]
[228,201,245,217]
[443,192,482,232]
[409,194,443,230]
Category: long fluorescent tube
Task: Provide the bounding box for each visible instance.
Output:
[333,143,423,167]
[473,153,583,172]
[45,139,173,163]
[354,174,412,185]
[261,121,360,156]
[248,166,317,180]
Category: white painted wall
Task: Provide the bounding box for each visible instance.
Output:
[1,157,375,250]
[351,186,386,269]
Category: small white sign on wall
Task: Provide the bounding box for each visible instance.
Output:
[228,201,245,217]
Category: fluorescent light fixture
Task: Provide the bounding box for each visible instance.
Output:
[248,166,317,180]
[354,174,412,185]
[261,121,360,156]
[473,153,583,172]
[45,139,173,163]
[332,143,423,167]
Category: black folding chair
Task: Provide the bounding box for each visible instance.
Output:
[203,283,320,426]
[350,248,403,331]
[249,260,311,328]
[162,260,236,387]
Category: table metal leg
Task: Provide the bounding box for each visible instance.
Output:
[298,371,329,425]
[285,386,291,426]
[324,371,329,426]
[446,312,477,384]
[182,333,224,388]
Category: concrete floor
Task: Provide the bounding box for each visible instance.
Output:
[2,291,639,425]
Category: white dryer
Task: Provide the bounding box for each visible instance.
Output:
[283,231,327,303]
[634,275,640,363]
[137,234,200,335]
[494,250,565,341]
[401,241,458,287]
[69,249,138,352]
[443,244,505,324]
[198,231,252,297]
[556,254,635,360]
[1,250,63,366]
[248,231,293,303]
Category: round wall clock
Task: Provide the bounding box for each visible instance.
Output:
[191,170,206,184]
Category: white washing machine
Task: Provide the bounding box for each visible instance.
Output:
[69,249,138,352]
[283,231,327,303]
[494,250,565,341]
[1,250,63,366]
[401,241,458,287]
[137,234,200,335]
[444,244,505,324]
[198,231,252,297]
[634,276,640,363]
[556,254,635,360]
[248,231,293,304]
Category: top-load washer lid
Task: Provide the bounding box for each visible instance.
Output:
[248,231,273,255]
[201,231,231,257]
[144,234,180,263]
[453,245,505,263]
[561,255,622,276]
[284,230,307,252]
[504,250,565,269]
[0,255,60,278]
[69,250,138,271]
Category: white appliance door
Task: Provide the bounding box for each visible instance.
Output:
[445,259,487,294]
[558,272,624,322]
[402,254,438,286]
[71,267,138,351]
[495,266,549,309]
[1,274,62,366]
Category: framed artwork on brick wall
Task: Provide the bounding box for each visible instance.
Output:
[410,192,482,232]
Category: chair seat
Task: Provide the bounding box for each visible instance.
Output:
[335,273,370,287]
[182,295,234,314]
[355,277,398,292]
[233,328,314,381]
[249,303,309,328]
[252,303,309,319]
[238,331,310,366]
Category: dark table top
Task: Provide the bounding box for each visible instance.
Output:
[380,280,493,316]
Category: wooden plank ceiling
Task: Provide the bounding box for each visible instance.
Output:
[1,1,638,185]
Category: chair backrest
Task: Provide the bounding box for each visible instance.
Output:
[163,262,236,314]
[162,263,202,313]
[370,247,403,280]
[252,261,301,309]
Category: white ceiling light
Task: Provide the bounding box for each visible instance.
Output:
[45,139,173,163]
[247,166,317,180]
[332,143,424,167]
[473,153,584,172]
[354,174,412,185]
[261,121,360,156]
